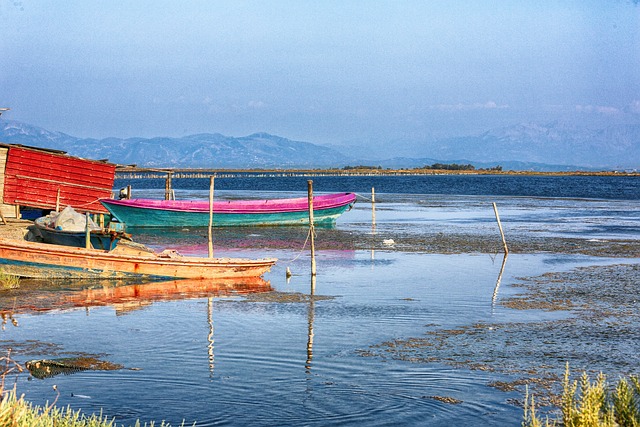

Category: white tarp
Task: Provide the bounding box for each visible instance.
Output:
[50,206,101,232]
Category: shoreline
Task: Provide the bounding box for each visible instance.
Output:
[114,167,640,179]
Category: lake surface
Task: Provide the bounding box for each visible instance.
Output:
[0,174,638,426]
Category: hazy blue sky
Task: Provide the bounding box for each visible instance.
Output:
[2,1,639,146]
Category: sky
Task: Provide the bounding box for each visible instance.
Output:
[1,1,639,148]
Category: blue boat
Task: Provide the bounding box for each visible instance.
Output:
[33,216,124,251]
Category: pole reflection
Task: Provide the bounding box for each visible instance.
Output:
[207,296,215,377]
[305,274,316,374]
[492,252,509,305]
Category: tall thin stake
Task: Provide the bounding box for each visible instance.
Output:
[371,187,376,233]
[492,202,509,254]
[308,180,316,276]
[208,176,215,258]
[165,171,173,200]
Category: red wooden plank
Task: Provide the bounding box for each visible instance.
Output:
[3,146,116,213]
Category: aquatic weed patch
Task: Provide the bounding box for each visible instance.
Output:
[238,291,335,303]
[358,263,640,409]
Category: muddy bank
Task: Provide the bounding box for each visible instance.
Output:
[133,224,640,258]
[2,214,637,258]
[358,263,640,408]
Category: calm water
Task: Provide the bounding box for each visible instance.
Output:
[0,175,638,426]
[116,173,640,200]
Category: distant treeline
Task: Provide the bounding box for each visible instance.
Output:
[342,165,384,170]
[342,163,503,171]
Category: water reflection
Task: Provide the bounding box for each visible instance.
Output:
[306,274,316,374]
[492,253,509,306]
[0,277,272,316]
[128,226,357,254]
[207,297,215,377]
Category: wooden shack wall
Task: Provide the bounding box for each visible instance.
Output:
[3,146,116,214]
[0,147,19,218]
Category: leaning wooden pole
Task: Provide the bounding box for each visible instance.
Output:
[208,176,215,258]
[492,202,509,254]
[307,180,316,277]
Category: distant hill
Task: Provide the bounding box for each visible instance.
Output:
[0,119,637,171]
[0,120,351,168]
[417,122,640,170]
[327,122,640,171]
[373,157,595,172]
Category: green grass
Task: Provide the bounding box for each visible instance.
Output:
[524,364,640,427]
[0,386,193,426]
[0,386,114,426]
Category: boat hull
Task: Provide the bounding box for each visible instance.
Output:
[33,218,120,251]
[100,193,357,228]
[0,238,276,280]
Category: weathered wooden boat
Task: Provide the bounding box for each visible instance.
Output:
[32,216,126,251]
[100,192,357,228]
[0,237,276,280]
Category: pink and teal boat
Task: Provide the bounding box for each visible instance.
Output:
[100,192,357,228]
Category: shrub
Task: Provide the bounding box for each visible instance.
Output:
[524,364,640,427]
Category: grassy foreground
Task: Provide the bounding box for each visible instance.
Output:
[0,384,192,427]
[524,365,640,427]
[1,385,112,427]
[0,350,190,427]
[0,386,193,427]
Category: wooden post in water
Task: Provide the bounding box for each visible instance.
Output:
[492,202,509,254]
[307,180,316,277]
[126,185,132,199]
[85,212,91,249]
[208,176,215,258]
[371,187,376,232]
[165,171,173,200]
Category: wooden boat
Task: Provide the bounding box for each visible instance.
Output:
[0,237,276,280]
[100,192,357,228]
[32,216,126,251]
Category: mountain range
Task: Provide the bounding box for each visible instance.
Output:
[0,119,638,171]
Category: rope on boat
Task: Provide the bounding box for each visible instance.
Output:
[355,192,373,202]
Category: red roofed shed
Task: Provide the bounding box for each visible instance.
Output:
[0,144,116,218]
